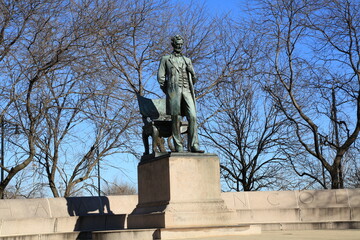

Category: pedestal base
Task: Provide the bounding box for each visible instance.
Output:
[127,153,236,229]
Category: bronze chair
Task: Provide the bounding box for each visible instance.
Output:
[137,95,188,155]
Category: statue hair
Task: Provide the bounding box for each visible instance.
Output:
[171,35,184,44]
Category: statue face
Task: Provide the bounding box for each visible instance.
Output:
[172,39,183,53]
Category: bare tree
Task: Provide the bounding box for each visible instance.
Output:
[255,0,360,189]
[98,0,172,97]
[102,179,136,195]
[0,0,71,198]
[0,0,141,198]
[28,0,141,197]
[203,81,285,191]
[197,17,286,191]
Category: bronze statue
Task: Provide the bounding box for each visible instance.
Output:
[157,35,204,153]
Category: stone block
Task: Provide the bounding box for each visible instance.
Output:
[348,189,360,208]
[106,195,137,214]
[72,215,126,231]
[0,218,55,236]
[300,207,351,222]
[248,191,298,209]
[47,196,136,218]
[0,235,40,240]
[127,153,235,228]
[0,195,137,222]
[137,153,222,205]
[222,192,250,210]
[0,199,51,220]
[221,189,360,226]
[222,191,299,210]
[295,189,350,208]
[235,208,300,223]
[60,197,107,216]
[53,217,79,233]
[351,207,360,221]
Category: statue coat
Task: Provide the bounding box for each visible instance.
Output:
[157,53,197,116]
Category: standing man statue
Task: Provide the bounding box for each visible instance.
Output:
[157,35,204,153]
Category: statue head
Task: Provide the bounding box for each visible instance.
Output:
[171,35,184,54]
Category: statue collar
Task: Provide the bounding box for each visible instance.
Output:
[172,52,183,57]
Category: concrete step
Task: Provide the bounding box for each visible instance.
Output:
[1,222,360,240]
[155,225,261,239]
[0,229,155,240]
[258,221,360,231]
[0,214,126,236]
[0,225,261,240]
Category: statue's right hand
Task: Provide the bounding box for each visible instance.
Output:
[160,84,166,92]
[186,66,195,76]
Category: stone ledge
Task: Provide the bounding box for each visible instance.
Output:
[0,215,126,236]
[0,226,261,240]
[222,189,360,210]
[0,196,137,220]
[1,189,360,236]
[259,221,360,231]
[155,225,261,240]
[140,152,217,163]
[233,207,360,223]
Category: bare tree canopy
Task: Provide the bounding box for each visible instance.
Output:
[252,0,360,189]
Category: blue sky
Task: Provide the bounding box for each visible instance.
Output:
[203,0,240,15]
[182,0,241,17]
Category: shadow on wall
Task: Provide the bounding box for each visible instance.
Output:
[65,196,127,238]
[66,196,114,216]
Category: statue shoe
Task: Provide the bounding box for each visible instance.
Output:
[190,147,205,153]
[175,146,184,152]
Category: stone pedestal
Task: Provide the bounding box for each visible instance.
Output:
[127,153,235,229]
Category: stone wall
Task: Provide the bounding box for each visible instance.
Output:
[0,195,137,220]
[0,195,137,236]
[222,189,360,230]
[0,189,359,236]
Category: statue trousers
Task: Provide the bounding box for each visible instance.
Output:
[171,89,199,151]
